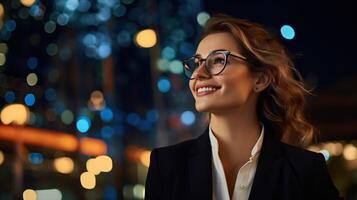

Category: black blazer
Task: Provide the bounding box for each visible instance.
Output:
[145,126,343,200]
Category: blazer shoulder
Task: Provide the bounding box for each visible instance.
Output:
[152,136,198,159]
[281,142,322,161]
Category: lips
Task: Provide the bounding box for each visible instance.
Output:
[195,84,221,96]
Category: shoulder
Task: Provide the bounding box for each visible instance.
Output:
[279,142,327,186]
[151,136,198,159]
[281,142,323,162]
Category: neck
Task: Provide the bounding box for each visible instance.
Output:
[209,107,261,155]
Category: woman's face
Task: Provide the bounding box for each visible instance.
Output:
[189,32,258,114]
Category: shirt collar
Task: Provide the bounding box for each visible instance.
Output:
[209,122,265,158]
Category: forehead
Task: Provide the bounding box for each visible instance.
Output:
[196,32,241,57]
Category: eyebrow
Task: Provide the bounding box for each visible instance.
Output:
[194,49,228,58]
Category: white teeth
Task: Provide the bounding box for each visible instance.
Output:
[197,87,217,93]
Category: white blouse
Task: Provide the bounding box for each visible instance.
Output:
[209,123,265,200]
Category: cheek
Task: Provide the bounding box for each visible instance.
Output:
[222,71,254,96]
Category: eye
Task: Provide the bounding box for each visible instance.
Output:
[213,57,225,64]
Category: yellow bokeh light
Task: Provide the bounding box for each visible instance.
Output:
[96,155,113,172]
[0,150,4,165]
[140,150,150,167]
[20,0,36,7]
[0,104,30,125]
[26,73,38,86]
[54,157,74,174]
[343,144,357,161]
[0,4,4,18]
[86,158,101,175]
[80,172,96,189]
[23,189,37,200]
[0,53,6,66]
[135,29,157,48]
[0,43,8,54]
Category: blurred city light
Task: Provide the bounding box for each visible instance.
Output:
[343,144,357,161]
[280,24,295,40]
[23,189,36,200]
[54,157,74,174]
[0,150,4,165]
[135,29,157,48]
[36,189,62,200]
[26,73,38,86]
[0,103,30,125]
[20,0,36,7]
[80,172,96,189]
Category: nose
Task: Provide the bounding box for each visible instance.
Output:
[191,62,211,80]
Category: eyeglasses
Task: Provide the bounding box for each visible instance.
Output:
[182,49,247,80]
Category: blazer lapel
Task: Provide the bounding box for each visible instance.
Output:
[187,127,213,200]
[248,124,284,200]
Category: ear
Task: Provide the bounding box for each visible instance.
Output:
[253,72,271,92]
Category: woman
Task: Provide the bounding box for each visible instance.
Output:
[145,14,343,200]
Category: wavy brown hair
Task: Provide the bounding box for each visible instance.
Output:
[200,14,315,147]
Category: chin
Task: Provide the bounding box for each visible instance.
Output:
[195,103,219,113]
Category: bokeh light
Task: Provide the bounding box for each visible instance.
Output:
[80,172,96,189]
[0,103,30,125]
[86,158,101,175]
[135,29,157,48]
[0,4,4,18]
[61,110,74,125]
[168,60,184,74]
[197,12,210,26]
[133,184,145,199]
[4,91,15,103]
[88,90,106,111]
[157,78,170,93]
[76,116,91,133]
[24,93,36,106]
[180,111,195,125]
[54,157,74,174]
[280,25,295,40]
[0,53,6,66]
[0,150,4,165]
[36,189,62,200]
[28,152,44,165]
[343,144,357,161]
[27,57,38,69]
[20,0,36,7]
[23,189,37,200]
[100,107,113,122]
[26,73,38,86]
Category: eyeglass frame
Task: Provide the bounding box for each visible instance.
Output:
[182,49,248,80]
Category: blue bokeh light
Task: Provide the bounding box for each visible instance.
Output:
[162,46,176,60]
[97,43,112,58]
[101,126,114,139]
[180,111,195,125]
[28,152,44,165]
[280,25,295,40]
[127,113,140,126]
[4,91,15,103]
[57,13,70,26]
[157,78,171,93]
[24,93,35,106]
[45,88,56,102]
[146,109,158,122]
[100,107,114,122]
[5,20,17,32]
[76,116,91,133]
[27,57,38,69]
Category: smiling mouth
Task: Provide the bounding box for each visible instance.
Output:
[196,86,221,96]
